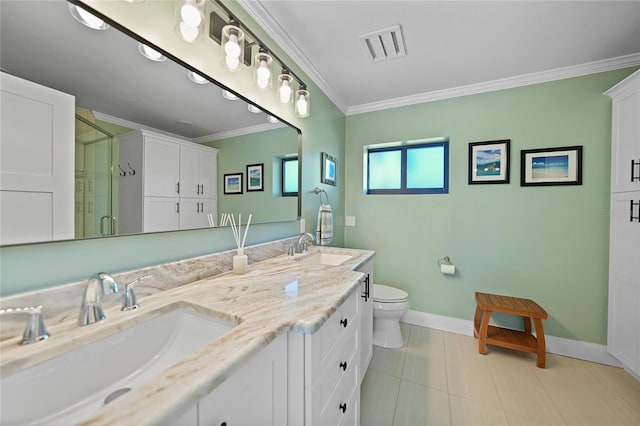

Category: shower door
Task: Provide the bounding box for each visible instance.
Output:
[74,114,117,238]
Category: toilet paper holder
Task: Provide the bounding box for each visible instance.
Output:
[437,256,452,266]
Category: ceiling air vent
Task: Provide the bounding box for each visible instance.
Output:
[358,24,407,63]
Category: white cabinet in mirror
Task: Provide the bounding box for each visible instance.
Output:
[0,0,300,246]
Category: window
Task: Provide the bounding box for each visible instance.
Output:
[281,157,298,196]
[367,140,449,194]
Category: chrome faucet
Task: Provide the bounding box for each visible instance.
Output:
[296,232,315,253]
[78,272,119,326]
[0,305,49,344]
[121,274,152,311]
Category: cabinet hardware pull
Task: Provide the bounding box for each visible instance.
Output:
[221,423,227,426]
[632,159,640,182]
[631,200,640,223]
[339,403,347,413]
[196,203,200,213]
[340,361,347,371]
[196,184,200,195]
[362,273,370,301]
[340,318,348,328]
[201,184,204,195]
[200,202,204,213]
[176,182,180,194]
[176,202,180,214]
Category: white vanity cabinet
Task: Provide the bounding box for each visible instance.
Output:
[605,69,640,378]
[178,332,288,426]
[304,290,361,426]
[118,129,218,234]
[358,259,374,381]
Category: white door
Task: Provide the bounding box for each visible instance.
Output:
[198,149,217,199]
[143,197,180,233]
[143,137,180,198]
[611,84,640,193]
[607,191,640,375]
[0,72,74,244]
[179,145,200,199]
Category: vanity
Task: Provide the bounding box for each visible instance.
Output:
[0,245,375,425]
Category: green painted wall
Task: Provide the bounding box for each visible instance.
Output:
[205,126,299,224]
[344,67,639,344]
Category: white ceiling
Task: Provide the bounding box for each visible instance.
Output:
[240,0,640,114]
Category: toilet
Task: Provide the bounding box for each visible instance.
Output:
[372,284,409,348]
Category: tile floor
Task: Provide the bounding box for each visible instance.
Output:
[360,323,640,426]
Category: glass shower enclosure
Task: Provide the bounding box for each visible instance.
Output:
[74,113,118,238]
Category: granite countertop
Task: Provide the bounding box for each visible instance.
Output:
[0,246,375,425]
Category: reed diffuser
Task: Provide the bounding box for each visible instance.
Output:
[221,213,252,274]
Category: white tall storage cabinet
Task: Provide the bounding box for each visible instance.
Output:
[118,130,218,234]
[0,72,74,245]
[605,70,640,378]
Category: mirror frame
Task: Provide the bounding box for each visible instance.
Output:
[0,0,302,247]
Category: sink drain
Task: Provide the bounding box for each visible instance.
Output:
[104,387,132,405]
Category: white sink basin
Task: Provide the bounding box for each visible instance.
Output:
[299,252,353,266]
[0,308,234,426]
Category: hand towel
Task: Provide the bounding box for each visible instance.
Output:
[316,203,333,246]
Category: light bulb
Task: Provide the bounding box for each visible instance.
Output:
[178,21,200,42]
[224,34,241,59]
[256,60,271,89]
[248,104,261,113]
[225,56,240,71]
[296,96,308,117]
[188,71,208,84]
[69,4,109,30]
[279,79,292,103]
[180,0,202,27]
[138,43,166,61]
[222,90,238,101]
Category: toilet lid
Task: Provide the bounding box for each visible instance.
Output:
[373,284,408,302]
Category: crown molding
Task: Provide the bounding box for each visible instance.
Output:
[236,0,349,114]
[93,111,283,144]
[194,122,284,143]
[347,53,640,115]
[92,112,193,141]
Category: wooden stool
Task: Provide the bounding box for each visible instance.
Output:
[473,292,548,368]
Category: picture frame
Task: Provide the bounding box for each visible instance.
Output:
[321,152,336,186]
[223,173,243,194]
[246,163,264,192]
[521,145,583,186]
[468,139,510,184]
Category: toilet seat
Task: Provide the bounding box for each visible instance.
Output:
[373,284,408,303]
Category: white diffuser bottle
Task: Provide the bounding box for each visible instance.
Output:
[233,247,248,275]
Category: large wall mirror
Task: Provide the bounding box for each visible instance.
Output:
[0,0,301,246]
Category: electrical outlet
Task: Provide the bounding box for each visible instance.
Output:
[299,218,306,233]
[345,216,356,227]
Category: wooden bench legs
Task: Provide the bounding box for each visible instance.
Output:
[473,305,547,368]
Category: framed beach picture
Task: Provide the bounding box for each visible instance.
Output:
[321,152,337,186]
[223,173,243,194]
[521,146,583,186]
[468,140,510,184]
[246,163,264,192]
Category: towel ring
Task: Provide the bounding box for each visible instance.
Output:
[312,187,330,205]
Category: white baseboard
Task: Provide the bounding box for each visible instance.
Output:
[401,309,623,367]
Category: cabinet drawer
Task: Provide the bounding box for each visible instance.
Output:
[311,322,358,410]
[339,386,360,426]
[312,353,358,426]
[306,291,359,380]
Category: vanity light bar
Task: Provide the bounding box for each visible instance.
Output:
[208,0,310,118]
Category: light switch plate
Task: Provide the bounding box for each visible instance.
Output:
[345,216,356,227]
[299,218,306,233]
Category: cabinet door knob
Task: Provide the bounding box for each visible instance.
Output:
[220,422,227,426]
[340,318,348,328]
[340,361,347,371]
[339,403,347,413]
